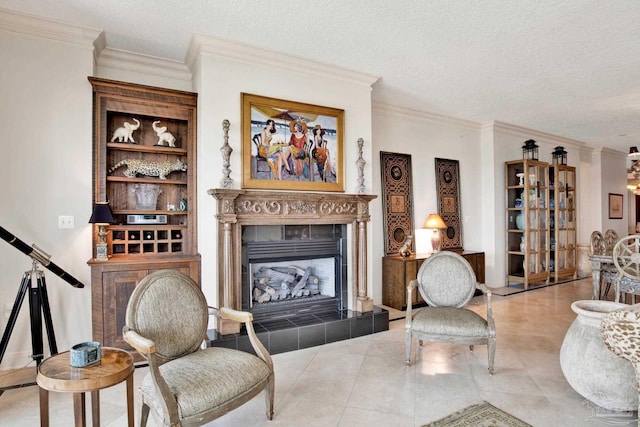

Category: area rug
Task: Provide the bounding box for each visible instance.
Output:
[424,401,532,427]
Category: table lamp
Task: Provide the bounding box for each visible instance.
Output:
[89,202,115,260]
[424,214,447,252]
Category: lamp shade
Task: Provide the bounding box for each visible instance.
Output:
[423,214,446,229]
[89,202,115,224]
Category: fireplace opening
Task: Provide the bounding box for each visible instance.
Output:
[242,224,347,323]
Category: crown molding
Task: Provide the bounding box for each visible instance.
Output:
[485,120,589,150]
[0,8,100,49]
[186,34,379,88]
[373,102,480,130]
[96,47,192,83]
[599,146,627,158]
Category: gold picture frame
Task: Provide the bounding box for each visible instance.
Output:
[241,93,344,191]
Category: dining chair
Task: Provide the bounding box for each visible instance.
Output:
[612,235,640,304]
[604,229,620,255]
[591,230,616,299]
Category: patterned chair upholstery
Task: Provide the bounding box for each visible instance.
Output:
[123,270,274,426]
[405,251,496,374]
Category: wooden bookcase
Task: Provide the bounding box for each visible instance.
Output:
[505,159,550,289]
[549,164,577,281]
[87,77,200,355]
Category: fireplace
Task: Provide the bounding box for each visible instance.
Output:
[242,225,347,322]
[208,189,388,355]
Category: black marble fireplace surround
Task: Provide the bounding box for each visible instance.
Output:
[207,223,389,355]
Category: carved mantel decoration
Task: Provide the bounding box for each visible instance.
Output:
[208,188,377,335]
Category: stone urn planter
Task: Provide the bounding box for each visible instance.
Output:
[560,300,638,411]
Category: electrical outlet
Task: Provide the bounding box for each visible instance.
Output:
[58,215,74,229]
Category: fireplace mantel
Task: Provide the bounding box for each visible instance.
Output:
[208,188,377,334]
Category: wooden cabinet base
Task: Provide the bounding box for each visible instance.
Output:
[89,257,200,361]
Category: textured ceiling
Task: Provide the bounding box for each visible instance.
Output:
[2,0,640,152]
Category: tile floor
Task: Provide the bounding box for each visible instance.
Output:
[0,277,637,426]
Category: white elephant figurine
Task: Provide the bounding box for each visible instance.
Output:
[110,118,140,143]
[152,121,177,147]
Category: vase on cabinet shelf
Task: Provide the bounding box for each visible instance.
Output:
[515,212,524,230]
[560,300,638,411]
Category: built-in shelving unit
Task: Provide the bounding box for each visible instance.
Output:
[87,77,200,356]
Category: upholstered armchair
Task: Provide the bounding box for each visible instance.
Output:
[123,269,274,426]
[405,251,496,374]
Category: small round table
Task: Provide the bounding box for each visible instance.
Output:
[36,347,134,427]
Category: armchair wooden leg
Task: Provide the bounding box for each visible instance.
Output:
[265,374,275,421]
[140,403,150,427]
[488,337,496,375]
[405,332,412,366]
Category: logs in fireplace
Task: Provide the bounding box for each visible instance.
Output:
[252,265,321,303]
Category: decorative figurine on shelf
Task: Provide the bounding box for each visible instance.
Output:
[108,158,186,180]
[399,235,412,257]
[152,121,177,147]
[110,118,140,143]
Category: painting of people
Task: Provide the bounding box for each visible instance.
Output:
[242,93,344,192]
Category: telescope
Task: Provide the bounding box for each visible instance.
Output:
[0,225,85,370]
[0,226,84,288]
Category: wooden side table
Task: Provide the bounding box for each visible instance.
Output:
[36,347,134,427]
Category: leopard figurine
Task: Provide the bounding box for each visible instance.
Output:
[108,158,186,180]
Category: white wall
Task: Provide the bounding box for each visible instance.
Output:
[0,15,100,368]
[372,105,483,294]
[187,35,379,308]
[599,148,629,237]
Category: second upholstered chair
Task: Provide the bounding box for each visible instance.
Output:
[405,251,496,374]
[123,269,274,426]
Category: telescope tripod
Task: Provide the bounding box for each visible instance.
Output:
[0,260,58,368]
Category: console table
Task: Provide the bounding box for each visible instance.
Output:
[382,251,485,310]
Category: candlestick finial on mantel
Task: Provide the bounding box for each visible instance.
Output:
[356,137,366,194]
[220,119,233,188]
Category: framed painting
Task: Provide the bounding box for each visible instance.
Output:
[435,158,463,250]
[609,193,623,219]
[241,93,344,191]
[380,152,414,254]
